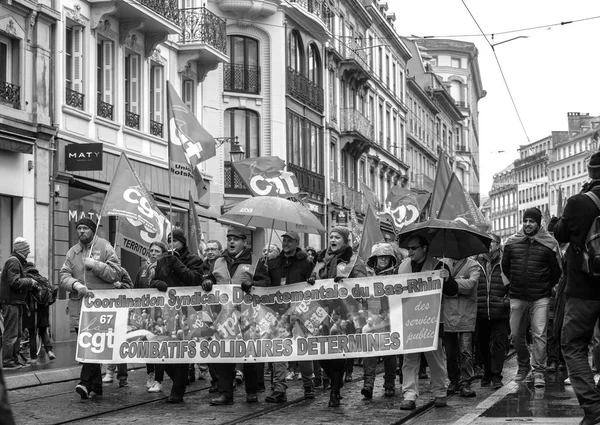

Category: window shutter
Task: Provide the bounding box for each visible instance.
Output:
[153,66,163,122]
[182,79,194,112]
[73,26,83,93]
[102,41,113,104]
[130,54,139,114]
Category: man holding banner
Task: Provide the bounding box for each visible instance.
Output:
[59,218,121,400]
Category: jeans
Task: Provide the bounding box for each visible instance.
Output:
[562,296,600,416]
[402,336,447,400]
[510,297,550,374]
[107,363,128,379]
[444,331,474,385]
[476,318,509,381]
[27,327,52,359]
[1,305,22,366]
[272,361,314,392]
[363,355,397,389]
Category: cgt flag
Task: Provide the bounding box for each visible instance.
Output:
[231,156,300,198]
[167,82,215,198]
[438,173,489,229]
[382,186,420,230]
[360,181,380,210]
[430,151,452,219]
[358,204,385,262]
[187,191,205,258]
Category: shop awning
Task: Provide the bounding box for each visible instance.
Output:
[0,129,35,154]
[153,194,219,220]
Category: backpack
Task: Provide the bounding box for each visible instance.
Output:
[582,191,600,278]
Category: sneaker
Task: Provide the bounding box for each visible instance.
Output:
[400,399,416,410]
[3,362,22,370]
[166,394,184,403]
[119,377,128,387]
[148,381,163,393]
[146,373,155,389]
[447,382,459,395]
[344,373,353,382]
[28,357,38,365]
[198,370,208,381]
[265,391,287,403]
[514,369,530,382]
[533,373,545,388]
[304,386,316,399]
[235,369,244,384]
[15,360,30,368]
[103,369,114,383]
[434,396,447,407]
[246,393,258,403]
[297,373,303,381]
[460,383,476,397]
[76,384,89,400]
[564,377,571,385]
[313,376,322,388]
[47,350,56,360]
[473,365,484,379]
[492,378,504,389]
[286,371,296,381]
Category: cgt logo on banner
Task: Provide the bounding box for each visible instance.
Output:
[76,311,117,361]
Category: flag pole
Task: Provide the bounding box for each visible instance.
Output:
[166,80,174,252]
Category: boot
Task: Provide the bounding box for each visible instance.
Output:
[328,390,340,407]
[323,377,331,390]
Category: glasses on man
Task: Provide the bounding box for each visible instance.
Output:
[205,248,219,251]
[407,245,421,251]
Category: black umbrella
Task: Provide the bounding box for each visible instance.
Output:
[396,218,492,259]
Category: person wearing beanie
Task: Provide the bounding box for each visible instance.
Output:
[502,206,562,389]
[149,228,204,403]
[553,150,600,423]
[59,218,121,400]
[306,226,367,407]
[0,237,37,369]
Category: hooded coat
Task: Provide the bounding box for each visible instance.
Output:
[441,257,480,333]
[476,251,510,321]
[0,252,35,306]
[366,243,398,276]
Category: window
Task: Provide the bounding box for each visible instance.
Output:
[0,34,19,106]
[96,38,114,119]
[330,141,338,181]
[289,31,303,74]
[225,108,260,158]
[65,24,84,110]
[124,51,141,129]
[378,46,383,78]
[385,54,390,87]
[287,110,323,173]
[392,62,396,93]
[368,35,374,69]
[0,196,12,270]
[308,44,321,86]
[181,78,195,113]
[451,57,460,68]
[149,65,164,137]
[225,35,259,94]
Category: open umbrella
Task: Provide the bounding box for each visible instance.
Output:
[396,218,492,259]
[220,196,325,235]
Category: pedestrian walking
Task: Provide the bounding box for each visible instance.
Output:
[149,229,203,403]
[59,218,121,399]
[552,151,600,425]
[503,207,561,387]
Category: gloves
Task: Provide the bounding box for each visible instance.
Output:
[154,280,168,292]
[306,274,317,285]
[333,276,344,283]
[241,280,253,293]
[83,257,96,271]
[201,279,213,292]
[73,281,89,297]
[113,281,123,289]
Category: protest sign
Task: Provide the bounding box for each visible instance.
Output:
[76,271,443,364]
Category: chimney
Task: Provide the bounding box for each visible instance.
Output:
[567,112,589,132]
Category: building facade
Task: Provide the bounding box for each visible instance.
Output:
[489,164,518,242]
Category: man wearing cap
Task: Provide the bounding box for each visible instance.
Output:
[150,228,204,403]
[201,227,270,405]
[0,237,38,368]
[59,218,121,399]
[552,151,600,425]
[503,207,561,388]
[266,231,315,402]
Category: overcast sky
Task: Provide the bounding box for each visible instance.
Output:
[387,0,600,195]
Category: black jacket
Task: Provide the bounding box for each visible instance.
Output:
[267,248,313,286]
[0,253,35,305]
[151,246,203,288]
[476,254,509,320]
[553,180,600,299]
[206,248,270,287]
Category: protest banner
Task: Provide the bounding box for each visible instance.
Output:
[76,272,443,364]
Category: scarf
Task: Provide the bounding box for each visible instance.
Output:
[505,225,562,270]
[318,245,353,279]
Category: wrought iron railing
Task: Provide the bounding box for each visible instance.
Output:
[287,67,324,112]
[224,162,250,194]
[330,180,364,213]
[97,95,114,120]
[0,82,20,106]
[126,111,140,129]
[66,88,84,110]
[139,0,180,26]
[223,63,260,94]
[330,180,343,205]
[288,0,331,30]
[150,119,163,137]
[288,163,325,198]
[339,36,370,72]
[179,7,226,54]
[340,108,374,141]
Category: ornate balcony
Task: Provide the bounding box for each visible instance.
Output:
[97,95,114,120]
[216,0,280,20]
[285,0,331,42]
[330,180,365,214]
[288,163,325,198]
[125,111,140,130]
[412,173,434,193]
[287,67,324,112]
[340,108,373,142]
[0,82,20,106]
[66,88,84,110]
[224,64,261,94]
[224,162,251,195]
[150,119,163,137]
[178,7,228,81]
[338,36,371,85]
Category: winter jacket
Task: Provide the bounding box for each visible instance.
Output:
[151,246,203,288]
[366,243,398,276]
[205,248,270,287]
[553,180,600,299]
[0,253,35,306]
[267,248,313,286]
[134,263,154,289]
[476,253,510,321]
[23,262,53,329]
[441,257,480,333]
[502,227,561,302]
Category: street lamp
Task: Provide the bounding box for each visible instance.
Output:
[215,136,245,162]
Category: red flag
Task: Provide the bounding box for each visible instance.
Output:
[438,173,489,228]
[187,191,205,258]
[231,156,300,198]
[358,204,385,262]
[430,151,453,218]
[557,186,564,216]
[360,181,380,210]
[383,186,420,230]
[167,82,215,197]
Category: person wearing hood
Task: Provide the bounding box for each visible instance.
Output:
[1,237,38,368]
[59,218,121,399]
[475,233,510,390]
[150,229,203,403]
[361,243,399,399]
[266,231,315,402]
[201,228,270,406]
[306,226,367,407]
[502,207,561,388]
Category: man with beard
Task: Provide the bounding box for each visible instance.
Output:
[201,228,270,405]
[150,229,204,403]
[502,207,561,388]
[59,218,121,399]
